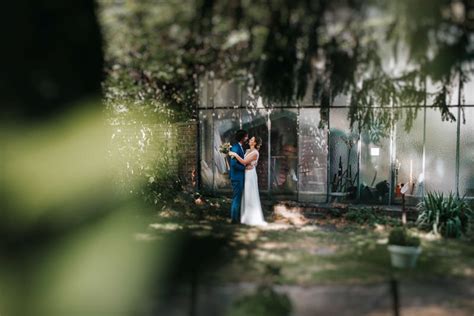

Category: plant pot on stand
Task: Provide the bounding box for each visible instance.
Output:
[388,245,422,268]
[387,228,422,269]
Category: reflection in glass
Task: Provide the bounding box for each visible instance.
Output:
[359,115,392,204]
[460,107,474,197]
[394,110,424,204]
[270,109,298,196]
[241,108,269,192]
[425,109,457,193]
[464,79,474,105]
[199,110,214,189]
[329,109,359,201]
[213,110,241,189]
[298,109,328,202]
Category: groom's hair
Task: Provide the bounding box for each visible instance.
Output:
[235,129,248,142]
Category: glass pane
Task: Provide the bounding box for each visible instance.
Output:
[426,78,441,106]
[332,93,350,107]
[359,114,392,205]
[427,77,461,106]
[298,109,328,202]
[394,109,425,205]
[270,109,298,197]
[241,108,269,192]
[463,76,474,105]
[448,75,461,105]
[460,107,474,197]
[329,108,359,201]
[213,110,241,190]
[300,78,314,105]
[425,109,457,193]
[199,110,214,190]
[198,75,211,109]
[212,80,241,108]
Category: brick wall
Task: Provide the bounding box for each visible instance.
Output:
[174,122,198,189]
[111,121,198,191]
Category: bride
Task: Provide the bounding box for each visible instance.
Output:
[229,136,267,226]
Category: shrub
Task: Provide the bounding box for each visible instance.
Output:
[416,192,473,238]
[227,285,292,316]
[345,207,399,226]
[345,208,377,224]
[388,228,420,247]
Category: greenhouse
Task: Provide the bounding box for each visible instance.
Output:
[199,79,474,205]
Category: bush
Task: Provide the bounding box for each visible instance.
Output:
[345,208,377,224]
[416,192,473,238]
[345,208,399,226]
[227,285,292,316]
[388,228,420,247]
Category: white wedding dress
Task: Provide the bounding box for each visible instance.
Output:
[241,150,267,226]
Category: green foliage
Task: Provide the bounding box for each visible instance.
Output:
[109,121,186,208]
[227,285,292,316]
[388,228,421,247]
[416,192,474,238]
[420,192,474,238]
[99,0,199,122]
[327,208,343,218]
[345,208,400,226]
[98,0,473,133]
[345,208,377,224]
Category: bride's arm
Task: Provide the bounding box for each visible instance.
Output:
[229,151,257,165]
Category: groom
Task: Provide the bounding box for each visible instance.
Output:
[229,129,248,224]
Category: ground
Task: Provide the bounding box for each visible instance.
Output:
[135,194,474,315]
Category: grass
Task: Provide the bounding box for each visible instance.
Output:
[138,194,474,286]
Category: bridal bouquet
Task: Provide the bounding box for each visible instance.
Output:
[219,143,232,172]
[219,142,232,155]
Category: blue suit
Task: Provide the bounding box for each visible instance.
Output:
[229,143,245,222]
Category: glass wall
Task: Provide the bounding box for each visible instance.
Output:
[424,109,458,193]
[198,74,212,109]
[198,78,473,204]
[298,109,328,202]
[460,107,474,198]
[270,109,298,198]
[199,110,214,190]
[329,109,359,201]
[461,79,474,199]
[212,80,241,108]
[241,108,269,192]
[359,120,391,204]
[212,110,241,190]
[394,109,425,204]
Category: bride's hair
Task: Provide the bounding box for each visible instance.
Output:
[254,136,263,149]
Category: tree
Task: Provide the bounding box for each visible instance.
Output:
[99,0,474,129]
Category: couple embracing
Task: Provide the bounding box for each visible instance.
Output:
[228,130,267,226]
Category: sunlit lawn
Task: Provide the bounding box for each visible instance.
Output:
[137,195,474,286]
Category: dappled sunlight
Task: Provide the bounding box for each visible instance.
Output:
[234,229,261,244]
[253,249,299,263]
[149,222,183,231]
[259,242,291,250]
[134,233,159,242]
[260,223,294,231]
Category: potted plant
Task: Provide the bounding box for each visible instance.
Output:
[387,228,422,268]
